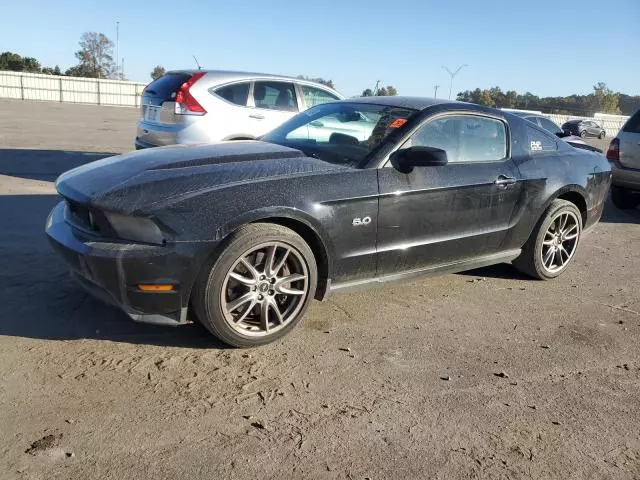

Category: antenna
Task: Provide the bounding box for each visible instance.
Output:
[193,55,202,70]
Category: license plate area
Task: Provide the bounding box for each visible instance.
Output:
[144,105,160,123]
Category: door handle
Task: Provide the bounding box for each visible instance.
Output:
[249,114,265,120]
[495,175,517,186]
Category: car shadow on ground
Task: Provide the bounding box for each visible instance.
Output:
[0,148,117,182]
[0,192,228,349]
[599,198,640,224]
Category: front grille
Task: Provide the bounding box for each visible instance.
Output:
[66,200,99,232]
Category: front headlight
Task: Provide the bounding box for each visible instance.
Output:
[104,212,165,245]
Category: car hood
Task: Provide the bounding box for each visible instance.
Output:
[56,141,345,213]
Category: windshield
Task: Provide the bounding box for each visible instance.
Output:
[262,102,417,167]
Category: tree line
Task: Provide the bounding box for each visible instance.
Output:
[456,83,640,116]
[1,32,120,79]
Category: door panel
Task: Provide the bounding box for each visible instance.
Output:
[249,81,299,136]
[376,161,523,275]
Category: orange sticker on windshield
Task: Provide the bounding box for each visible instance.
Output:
[389,118,407,128]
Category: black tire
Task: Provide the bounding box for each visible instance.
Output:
[598,131,606,139]
[192,223,317,348]
[580,130,588,138]
[513,199,583,280]
[611,186,640,210]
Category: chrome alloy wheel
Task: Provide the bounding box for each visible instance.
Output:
[540,211,580,274]
[221,242,309,336]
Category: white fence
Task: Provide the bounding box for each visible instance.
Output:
[0,70,147,107]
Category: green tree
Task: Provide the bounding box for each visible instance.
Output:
[385,85,398,96]
[67,32,115,78]
[41,65,62,75]
[361,88,373,97]
[591,82,621,114]
[150,65,166,81]
[0,51,41,72]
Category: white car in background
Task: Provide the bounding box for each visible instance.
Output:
[136,70,344,149]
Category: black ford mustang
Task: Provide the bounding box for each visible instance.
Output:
[46,97,611,347]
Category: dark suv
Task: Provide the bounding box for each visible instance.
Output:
[561,119,606,139]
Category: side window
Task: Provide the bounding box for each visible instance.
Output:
[407,115,507,163]
[527,125,557,153]
[300,85,339,109]
[213,82,249,106]
[538,117,562,135]
[253,81,298,112]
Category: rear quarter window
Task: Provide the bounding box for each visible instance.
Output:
[213,82,250,106]
[527,125,557,153]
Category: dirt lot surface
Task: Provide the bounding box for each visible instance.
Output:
[1,100,639,479]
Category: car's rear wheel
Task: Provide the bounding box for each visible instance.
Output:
[580,130,588,138]
[598,131,606,139]
[611,186,640,210]
[514,199,582,280]
[193,223,317,347]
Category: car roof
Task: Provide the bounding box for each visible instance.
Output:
[166,69,340,92]
[564,119,582,124]
[338,96,456,110]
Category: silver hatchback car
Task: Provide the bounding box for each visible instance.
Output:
[607,108,640,209]
[135,70,344,149]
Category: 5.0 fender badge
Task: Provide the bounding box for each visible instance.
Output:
[352,216,372,226]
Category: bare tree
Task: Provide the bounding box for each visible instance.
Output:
[67,32,115,78]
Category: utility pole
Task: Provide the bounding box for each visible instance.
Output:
[116,21,120,79]
[373,80,380,96]
[442,64,468,100]
[121,58,125,81]
[433,85,440,98]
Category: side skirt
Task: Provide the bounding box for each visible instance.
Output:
[329,249,522,295]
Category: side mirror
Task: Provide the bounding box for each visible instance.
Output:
[391,146,448,173]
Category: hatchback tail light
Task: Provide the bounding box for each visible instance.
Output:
[606,138,620,162]
[174,72,206,115]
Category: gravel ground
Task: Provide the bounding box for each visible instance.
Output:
[0,100,638,480]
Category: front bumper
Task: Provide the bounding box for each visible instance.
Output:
[46,201,202,326]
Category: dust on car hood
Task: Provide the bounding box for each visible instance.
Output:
[55,141,345,213]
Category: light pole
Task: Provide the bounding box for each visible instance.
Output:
[116,21,120,79]
[442,64,468,100]
[433,84,440,98]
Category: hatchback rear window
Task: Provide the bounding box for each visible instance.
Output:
[143,73,191,101]
[623,110,640,133]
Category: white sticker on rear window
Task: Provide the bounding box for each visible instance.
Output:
[531,140,543,151]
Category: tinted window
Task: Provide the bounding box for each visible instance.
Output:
[407,115,507,163]
[524,116,540,127]
[301,85,339,108]
[538,117,563,135]
[623,110,640,133]
[214,82,249,106]
[253,81,298,111]
[143,73,190,101]
[527,125,557,153]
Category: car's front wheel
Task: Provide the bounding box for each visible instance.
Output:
[514,199,582,280]
[611,186,640,210]
[580,130,588,138]
[193,223,318,347]
[598,131,606,139]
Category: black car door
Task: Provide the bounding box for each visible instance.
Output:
[376,113,524,276]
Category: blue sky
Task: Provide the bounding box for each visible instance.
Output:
[1,0,638,97]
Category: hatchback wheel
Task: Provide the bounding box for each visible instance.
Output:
[598,131,606,139]
[580,130,588,138]
[611,186,640,210]
[514,199,582,280]
[193,223,317,347]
